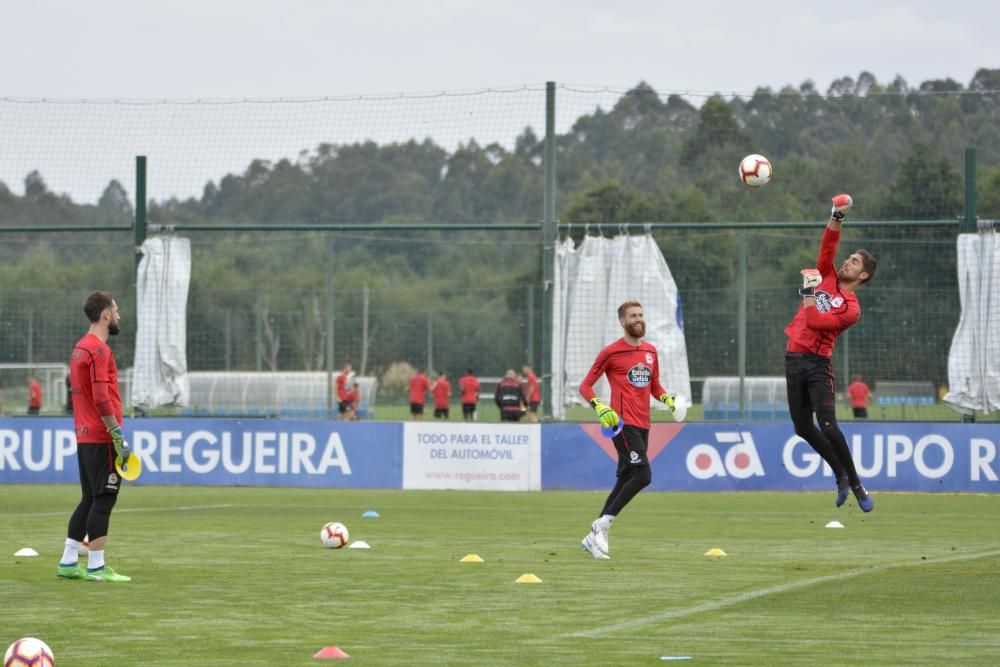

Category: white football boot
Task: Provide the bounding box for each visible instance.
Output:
[581,532,610,559]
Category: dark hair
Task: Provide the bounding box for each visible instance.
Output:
[83,291,115,323]
[467,368,474,375]
[617,299,642,319]
[856,250,877,284]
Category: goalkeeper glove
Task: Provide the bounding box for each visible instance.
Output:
[799,268,821,297]
[831,194,853,222]
[108,425,131,464]
[590,398,620,430]
[659,393,676,412]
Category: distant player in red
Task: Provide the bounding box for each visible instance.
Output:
[58,291,131,583]
[522,364,541,422]
[458,369,480,422]
[578,300,677,559]
[847,376,873,419]
[342,382,361,421]
[27,376,43,415]
[785,195,877,512]
[408,368,431,420]
[335,362,352,419]
[432,372,452,420]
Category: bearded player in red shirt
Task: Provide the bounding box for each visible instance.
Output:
[57,291,132,582]
[786,195,877,512]
[578,300,678,559]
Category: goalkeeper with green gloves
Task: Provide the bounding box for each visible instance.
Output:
[578,299,678,559]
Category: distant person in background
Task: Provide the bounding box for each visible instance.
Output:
[408,368,431,420]
[522,364,541,422]
[65,374,73,415]
[495,370,526,422]
[432,372,451,420]
[335,362,353,419]
[459,369,480,422]
[847,375,873,419]
[27,376,43,415]
[342,382,360,421]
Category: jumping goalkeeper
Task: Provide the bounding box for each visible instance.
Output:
[578,299,677,559]
[785,194,877,512]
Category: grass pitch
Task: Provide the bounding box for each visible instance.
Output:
[3,486,1000,665]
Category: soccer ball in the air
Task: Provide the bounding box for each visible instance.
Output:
[4,637,55,667]
[739,154,772,187]
[321,521,350,548]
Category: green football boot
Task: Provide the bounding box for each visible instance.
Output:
[56,563,87,580]
[86,566,132,583]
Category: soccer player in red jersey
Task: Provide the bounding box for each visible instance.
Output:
[847,376,873,419]
[522,364,541,422]
[57,291,132,582]
[578,300,677,559]
[335,362,352,419]
[458,369,480,421]
[785,195,877,512]
[408,368,431,420]
[27,375,43,415]
[432,371,452,420]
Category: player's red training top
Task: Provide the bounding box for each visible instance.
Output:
[459,374,480,405]
[432,378,451,409]
[847,381,871,408]
[525,371,541,403]
[579,338,667,430]
[28,380,43,408]
[409,374,431,404]
[335,373,350,401]
[784,227,860,358]
[70,333,122,443]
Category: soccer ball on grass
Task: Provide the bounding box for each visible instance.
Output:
[4,637,55,667]
[739,154,772,187]
[320,521,349,549]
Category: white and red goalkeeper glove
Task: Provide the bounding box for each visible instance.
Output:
[799,269,821,297]
[831,194,853,222]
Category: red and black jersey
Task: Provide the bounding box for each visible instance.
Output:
[785,227,860,358]
[458,374,480,405]
[579,338,667,430]
[70,333,122,443]
[408,374,431,404]
[335,373,350,402]
[432,379,451,409]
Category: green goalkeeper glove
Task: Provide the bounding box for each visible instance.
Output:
[659,393,676,412]
[108,425,131,464]
[590,398,620,430]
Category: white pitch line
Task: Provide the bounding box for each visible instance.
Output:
[569,547,1000,639]
[11,504,239,518]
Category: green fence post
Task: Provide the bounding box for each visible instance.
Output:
[541,81,557,420]
[963,147,977,233]
[135,156,147,276]
[738,231,747,420]
[326,234,335,419]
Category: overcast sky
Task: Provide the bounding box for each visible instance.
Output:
[3,0,996,99]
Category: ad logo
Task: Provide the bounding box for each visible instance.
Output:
[686,432,765,480]
[627,363,652,387]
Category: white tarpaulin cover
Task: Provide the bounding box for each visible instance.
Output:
[551,233,692,417]
[132,236,191,408]
[944,231,1000,414]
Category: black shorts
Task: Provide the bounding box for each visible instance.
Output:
[852,407,868,419]
[785,352,836,415]
[338,401,351,414]
[500,410,521,422]
[462,403,476,416]
[77,442,121,497]
[434,408,449,419]
[612,425,650,475]
[410,403,424,415]
[27,406,40,415]
[528,401,540,413]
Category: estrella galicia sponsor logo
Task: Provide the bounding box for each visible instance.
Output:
[814,291,832,312]
[627,363,652,387]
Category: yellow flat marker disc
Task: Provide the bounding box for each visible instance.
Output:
[115,454,142,481]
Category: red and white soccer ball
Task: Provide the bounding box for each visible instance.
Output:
[739,154,772,188]
[320,521,350,549]
[4,637,55,667]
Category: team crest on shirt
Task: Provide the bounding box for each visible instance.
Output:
[107,473,118,485]
[645,352,654,364]
[830,296,844,308]
[627,363,652,387]
[629,451,641,464]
